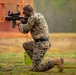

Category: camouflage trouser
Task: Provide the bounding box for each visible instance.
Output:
[23,41,54,72]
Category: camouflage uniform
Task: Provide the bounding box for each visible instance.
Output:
[18,12,54,72]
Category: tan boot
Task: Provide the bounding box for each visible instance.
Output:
[53,58,64,72]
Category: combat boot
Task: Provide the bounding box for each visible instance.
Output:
[52,58,64,72]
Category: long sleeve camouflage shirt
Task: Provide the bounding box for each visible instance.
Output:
[19,12,49,40]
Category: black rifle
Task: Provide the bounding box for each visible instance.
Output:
[5,11,29,28]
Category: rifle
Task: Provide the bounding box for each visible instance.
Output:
[5,11,29,28]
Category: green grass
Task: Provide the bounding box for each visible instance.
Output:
[45,51,76,58]
[0,35,76,75]
[0,52,76,75]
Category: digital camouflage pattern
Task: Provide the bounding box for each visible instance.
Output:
[19,12,49,40]
[23,41,54,72]
[19,12,54,72]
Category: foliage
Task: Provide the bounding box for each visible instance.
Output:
[50,0,70,10]
[34,0,76,32]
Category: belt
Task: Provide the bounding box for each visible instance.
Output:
[35,38,48,43]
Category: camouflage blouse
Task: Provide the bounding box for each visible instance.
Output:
[19,12,49,40]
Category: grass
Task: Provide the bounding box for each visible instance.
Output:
[0,52,76,75]
[45,51,76,58]
[0,33,76,75]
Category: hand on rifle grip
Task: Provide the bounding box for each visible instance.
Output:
[16,20,21,26]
